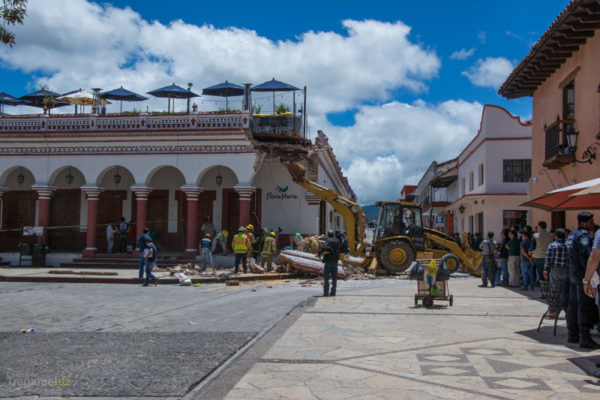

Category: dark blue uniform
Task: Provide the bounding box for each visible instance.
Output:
[566,226,595,342]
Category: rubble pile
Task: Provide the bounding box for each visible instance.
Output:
[278,250,348,279]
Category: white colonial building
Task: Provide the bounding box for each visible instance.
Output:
[0,109,353,265]
[447,105,532,235]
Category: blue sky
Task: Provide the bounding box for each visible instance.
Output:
[0,0,570,204]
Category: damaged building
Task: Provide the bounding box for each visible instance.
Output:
[0,87,354,264]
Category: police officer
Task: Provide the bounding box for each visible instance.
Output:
[566,211,599,348]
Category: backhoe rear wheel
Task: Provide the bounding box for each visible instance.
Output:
[378,240,414,273]
[441,253,461,273]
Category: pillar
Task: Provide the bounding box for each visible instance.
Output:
[131,186,152,249]
[81,186,104,258]
[32,184,56,229]
[181,185,204,258]
[0,186,7,233]
[234,185,255,228]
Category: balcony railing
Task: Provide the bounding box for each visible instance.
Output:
[0,113,249,133]
[543,118,574,169]
[251,114,302,137]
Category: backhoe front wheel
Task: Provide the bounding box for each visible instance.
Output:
[441,253,461,273]
[378,240,414,273]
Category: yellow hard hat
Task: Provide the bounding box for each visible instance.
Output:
[270,231,276,237]
[247,224,254,230]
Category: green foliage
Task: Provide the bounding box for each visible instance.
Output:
[40,86,56,110]
[275,103,290,114]
[1,0,28,47]
[251,103,262,114]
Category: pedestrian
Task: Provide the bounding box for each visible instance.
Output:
[117,217,129,254]
[212,229,228,254]
[497,229,510,286]
[199,233,213,271]
[543,228,569,318]
[532,221,553,287]
[232,227,251,274]
[473,232,483,251]
[137,227,151,280]
[252,226,263,263]
[106,221,115,253]
[127,220,135,253]
[261,231,277,272]
[201,216,216,238]
[479,232,497,287]
[520,231,535,290]
[319,231,341,297]
[506,230,521,287]
[142,238,158,287]
[583,225,600,379]
[566,211,599,348]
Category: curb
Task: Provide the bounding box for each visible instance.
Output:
[0,273,299,285]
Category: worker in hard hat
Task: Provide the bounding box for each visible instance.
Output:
[291,232,303,250]
[246,224,257,260]
[233,226,251,273]
[199,233,213,270]
[261,231,278,272]
[212,229,228,254]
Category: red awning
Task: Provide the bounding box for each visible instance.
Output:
[520,177,600,211]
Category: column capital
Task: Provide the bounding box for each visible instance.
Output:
[0,186,8,198]
[131,185,153,200]
[31,184,56,200]
[234,184,255,200]
[81,186,104,200]
[181,185,204,201]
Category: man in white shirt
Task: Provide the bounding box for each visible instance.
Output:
[106,222,115,254]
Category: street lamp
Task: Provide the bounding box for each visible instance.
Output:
[215,167,223,186]
[187,82,193,114]
[114,167,122,185]
[66,167,74,185]
[17,167,24,185]
[565,127,598,164]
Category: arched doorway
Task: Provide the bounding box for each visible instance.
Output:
[0,166,36,251]
[48,166,86,251]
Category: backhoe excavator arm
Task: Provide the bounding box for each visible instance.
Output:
[286,163,367,257]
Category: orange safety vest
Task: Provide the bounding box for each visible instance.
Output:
[233,233,248,253]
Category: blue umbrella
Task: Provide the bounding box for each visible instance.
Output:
[202,81,244,110]
[0,91,18,115]
[251,78,299,113]
[148,83,198,113]
[19,89,70,110]
[100,86,148,114]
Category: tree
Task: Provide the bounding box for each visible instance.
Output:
[1,0,27,47]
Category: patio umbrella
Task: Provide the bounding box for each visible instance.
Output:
[202,81,244,111]
[520,177,600,211]
[58,89,110,114]
[251,78,299,113]
[100,86,148,114]
[19,89,70,110]
[0,91,19,116]
[147,83,198,113]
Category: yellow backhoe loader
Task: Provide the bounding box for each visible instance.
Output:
[286,163,482,275]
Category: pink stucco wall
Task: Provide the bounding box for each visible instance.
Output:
[530,30,600,229]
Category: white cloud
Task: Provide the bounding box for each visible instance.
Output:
[462,57,514,89]
[477,31,486,44]
[315,99,483,204]
[0,0,488,205]
[450,48,475,60]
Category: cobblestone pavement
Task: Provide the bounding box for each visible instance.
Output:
[221,278,600,400]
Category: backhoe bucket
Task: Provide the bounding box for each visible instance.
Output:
[286,163,306,181]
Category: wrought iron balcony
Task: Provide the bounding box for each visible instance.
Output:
[543,118,574,169]
[251,113,303,139]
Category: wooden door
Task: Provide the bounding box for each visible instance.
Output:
[147,191,168,248]
[1,191,35,250]
[49,190,80,251]
[97,191,125,252]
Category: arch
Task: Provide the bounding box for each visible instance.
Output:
[197,165,239,189]
[49,166,86,188]
[96,165,135,189]
[146,165,186,188]
[0,166,36,189]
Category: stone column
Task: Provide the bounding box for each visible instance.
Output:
[81,186,104,258]
[130,186,152,248]
[181,185,204,258]
[32,184,56,229]
[234,185,255,228]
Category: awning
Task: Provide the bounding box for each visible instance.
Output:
[520,177,600,211]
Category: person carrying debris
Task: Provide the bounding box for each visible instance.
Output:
[199,233,213,271]
[261,231,277,272]
[233,227,251,274]
[143,238,158,287]
[319,231,341,297]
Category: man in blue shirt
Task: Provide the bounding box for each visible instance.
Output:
[199,234,213,271]
[566,212,598,348]
[137,227,151,280]
[117,217,129,254]
[143,238,158,286]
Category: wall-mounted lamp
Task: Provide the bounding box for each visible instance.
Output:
[458,205,466,214]
[565,127,598,164]
[17,167,24,185]
[114,167,122,185]
[65,167,74,186]
[215,167,223,186]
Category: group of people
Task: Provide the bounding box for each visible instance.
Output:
[105,217,135,254]
[477,212,600,349]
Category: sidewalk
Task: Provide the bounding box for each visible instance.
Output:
[216,278,600,400]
